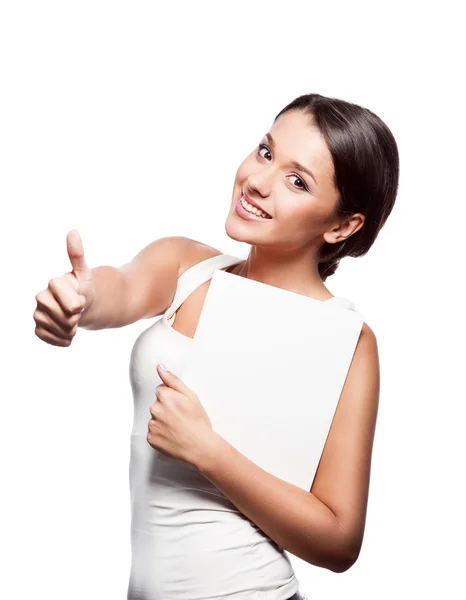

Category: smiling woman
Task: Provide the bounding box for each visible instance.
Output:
[126,94,398,600]
[225,93,399,285]
[35,92,399,600]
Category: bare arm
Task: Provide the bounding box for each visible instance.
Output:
[79,236,189,330]
[309,322,380,564]
[78,266,128,330]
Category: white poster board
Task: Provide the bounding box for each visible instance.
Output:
[181,269,364,491]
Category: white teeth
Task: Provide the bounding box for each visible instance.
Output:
[241,195,271,219]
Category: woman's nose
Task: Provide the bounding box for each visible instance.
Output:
[247,172,272,198]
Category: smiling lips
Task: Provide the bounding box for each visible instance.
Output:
[235,195,272,221]
[241,189,272,218]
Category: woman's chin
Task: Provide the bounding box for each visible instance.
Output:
[224,214,250,241]
[225,213,263,243]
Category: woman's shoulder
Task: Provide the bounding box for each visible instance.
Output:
[355,321,379,376]
[360,319,377,343]
[178,237,225,278]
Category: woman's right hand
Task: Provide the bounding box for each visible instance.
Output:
[33,229,96,347]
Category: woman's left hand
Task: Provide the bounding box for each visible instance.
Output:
[147,363,218,467]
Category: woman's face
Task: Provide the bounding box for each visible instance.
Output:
[225,109,343,253]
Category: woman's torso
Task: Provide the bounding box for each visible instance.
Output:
[127,244,353,599]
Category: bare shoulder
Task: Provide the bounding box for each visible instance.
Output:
[178,237,224,277]
[355,321,379,361]
[118,235,193,323]
[355,321,380,383]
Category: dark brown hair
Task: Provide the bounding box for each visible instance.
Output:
[274,94,400,281]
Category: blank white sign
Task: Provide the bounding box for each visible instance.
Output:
[181,269,365,491]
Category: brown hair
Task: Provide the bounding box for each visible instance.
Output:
[274,93,400,281]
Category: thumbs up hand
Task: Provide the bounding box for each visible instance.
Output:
[66,229,95,299]
[33,229,96,347]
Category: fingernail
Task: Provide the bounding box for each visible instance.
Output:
[159,362,168,372]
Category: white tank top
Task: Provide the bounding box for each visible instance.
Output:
[127,253,356,600]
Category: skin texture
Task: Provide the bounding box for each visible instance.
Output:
[150,110,380,572]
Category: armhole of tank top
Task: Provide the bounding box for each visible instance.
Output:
[167,246,220,317]
[177,253,219,282]
[165,253,241,323]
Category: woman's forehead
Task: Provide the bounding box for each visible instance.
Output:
[269,111,334,184]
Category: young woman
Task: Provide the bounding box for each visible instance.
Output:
[34,93,399,600]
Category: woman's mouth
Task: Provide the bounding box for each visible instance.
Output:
[235,193,273,222]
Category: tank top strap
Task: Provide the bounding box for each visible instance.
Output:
[165,254,243,324]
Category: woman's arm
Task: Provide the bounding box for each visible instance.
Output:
[79,236,188,329]
[195,322,380,573]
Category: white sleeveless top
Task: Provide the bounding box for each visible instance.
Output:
[127,253,356,600]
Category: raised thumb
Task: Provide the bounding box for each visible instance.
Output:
[66,229,91,280]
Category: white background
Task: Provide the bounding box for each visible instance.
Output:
[2,1,465,598]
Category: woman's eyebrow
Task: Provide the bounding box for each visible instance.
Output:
[265,132,318,186]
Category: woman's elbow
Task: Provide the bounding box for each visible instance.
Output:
[330,543,362,573]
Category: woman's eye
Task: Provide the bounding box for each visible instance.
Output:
[289,174,306,190]
[257,143,271,160]
[256,143,309,192]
